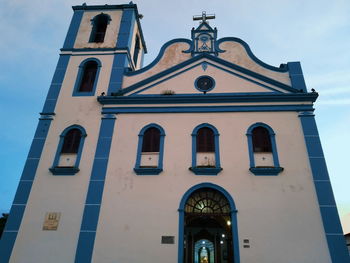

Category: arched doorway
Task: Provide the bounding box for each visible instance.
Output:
[178,183,239,263]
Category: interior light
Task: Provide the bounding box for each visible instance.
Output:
[220,240,224,244]
[202,241,205,244]
[222,234,225,238]
[227,220,231,226]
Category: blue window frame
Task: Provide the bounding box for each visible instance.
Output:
[49,125,87,175]
[134,123,165,175]
[246,122,283,176]
[190,123,222,175]
[72,58,101,96]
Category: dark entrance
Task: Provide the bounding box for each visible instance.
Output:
[183,188,233,263]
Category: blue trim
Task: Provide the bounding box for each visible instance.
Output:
[134,123,165,175]
[246,122,283,175]
[0,118,53,262]
[42,55,70,114]
[49,125,87,175]
[133,168,163,175]
[249,167,283,176]
[75,115,116,263]
[217,37,289,72]
[189,167,222,175]
[63,10,83,49]
[178,183,240,263]
[72,58,102,96]
[194,75,216,93]
[288,62,307,92]
[107,53,128,94]
[49,167,80,175]
[190,123,222,175]
[102,104,315,115]
[98,92,318,105]
[299,112,350,263]
[121,53,297,95]
[107,8,137,94]
[116,9,135,49]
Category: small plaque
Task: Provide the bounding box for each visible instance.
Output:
[243,245,250,248]
[43,212,61,231]
[161,236,175,244]
[243,239,250,243]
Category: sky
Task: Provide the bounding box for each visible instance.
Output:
[0,0,349,233]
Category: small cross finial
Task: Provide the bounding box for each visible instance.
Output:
[193,11,215,23]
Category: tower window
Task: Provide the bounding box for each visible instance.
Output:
[49,125,87,175]
[133,35,141,67]
[78,61,98,92]
[73,58,101,96]
[61,128,82,153]
[196,127,214,152]
[89,14,111,43]
[252,126,272,152]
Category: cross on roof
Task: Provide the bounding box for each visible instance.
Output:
[193,11,215,23]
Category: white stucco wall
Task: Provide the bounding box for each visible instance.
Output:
[92,111,331,263]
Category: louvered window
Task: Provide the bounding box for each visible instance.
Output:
[196,127,214,152]
[252,127,272,152]
[142,127,160,152]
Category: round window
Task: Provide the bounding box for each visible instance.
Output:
[195,76,215,92]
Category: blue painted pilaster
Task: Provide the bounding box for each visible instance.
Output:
[42,54,71,114]
[288,62,307,92]
[74,114,116,263]
[107,8,136,94]
[299,112,350,263]
[0,115,54,263]
[62,10,84,49]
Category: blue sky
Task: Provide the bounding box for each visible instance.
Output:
[1,0,349,232]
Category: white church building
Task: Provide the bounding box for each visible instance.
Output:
[1,3,349,263]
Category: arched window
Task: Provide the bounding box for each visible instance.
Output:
[61,128,82,153]
[196,127,214,152]
[73,58,101,96]
[190,124,222,175]
[133,35,141,67]
[142,127,160,152]
[50,125,87,175]
[246,123,283,176]
[78,61,98,92]
[89,14,111,43]
[252,126,272,152]
[134,124,165,175]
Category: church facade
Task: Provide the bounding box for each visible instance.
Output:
[1,3,349,263]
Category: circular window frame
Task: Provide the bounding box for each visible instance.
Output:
[194,75,215,93]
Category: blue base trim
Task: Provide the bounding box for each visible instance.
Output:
[249,167,283,176]
[49,167,80,175]
[134,167,163,175]
[189,167,222,175]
